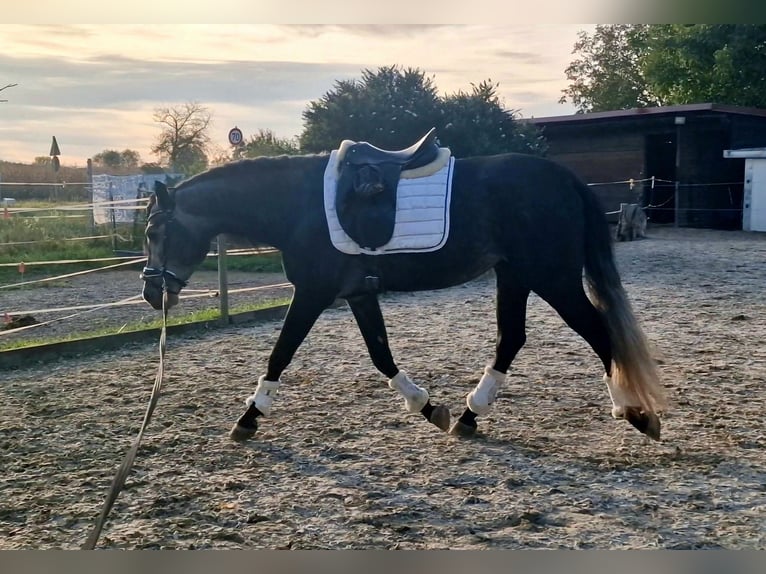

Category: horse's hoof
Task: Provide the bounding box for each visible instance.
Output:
[230,422,257,442]
[428,405,451,432]
[624,407,661,441]
[449,419,477,438]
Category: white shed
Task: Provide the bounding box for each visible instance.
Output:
[723,148,766,232]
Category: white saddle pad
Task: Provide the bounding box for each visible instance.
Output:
[323,149,455,255]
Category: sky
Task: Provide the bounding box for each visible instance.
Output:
[0,24,596,169]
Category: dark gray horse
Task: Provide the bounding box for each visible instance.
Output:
[141,146,666,443]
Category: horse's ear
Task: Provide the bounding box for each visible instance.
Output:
[154,180,171,209]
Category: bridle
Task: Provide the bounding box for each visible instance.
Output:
[140,208,188,293]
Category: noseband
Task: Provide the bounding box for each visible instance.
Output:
[140,266,188,292]
[141,209,188,293]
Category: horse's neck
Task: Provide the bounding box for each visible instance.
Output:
[177,159,315,249]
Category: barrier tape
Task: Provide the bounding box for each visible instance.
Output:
[6,214,88,219]
[0,258,145,290]
[3,282,291,317]
[0,181,91,186]
[3,197,149,216]
[0,255,144,268]
[0,234,113,247]
[0,247,277,273]
[0,282,292,336]
[0,294,144,336]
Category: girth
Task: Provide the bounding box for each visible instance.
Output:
[335,128,439,250]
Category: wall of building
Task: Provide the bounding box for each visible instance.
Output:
[541,123,646,218]
[532,110,766,229]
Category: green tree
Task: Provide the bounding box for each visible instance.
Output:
[300,66,545,158]
[120,149,141,168]
[643,25,766,108]
[300,65,442,153]
[235,128,300,159]
[560,25,661,112]
[151,102,212,175]
[562,24,766,112]
[440,80,547,157]
[140,162,166,174]
[92,149,142,169]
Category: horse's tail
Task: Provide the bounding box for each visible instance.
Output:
[577,179,667,414]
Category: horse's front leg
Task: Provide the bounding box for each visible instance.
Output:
[346,293,451,432]
[230,287,336,442]
[451,266,530,437]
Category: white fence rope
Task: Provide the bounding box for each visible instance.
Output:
[0,247,278,278]
[0,235,114,247]
[0,258,145,290]
[1,282,293,337]
[2,197,149,216]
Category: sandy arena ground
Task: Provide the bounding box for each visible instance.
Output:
[0,225,765,549]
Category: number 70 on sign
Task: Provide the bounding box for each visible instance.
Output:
[228,127,244,146]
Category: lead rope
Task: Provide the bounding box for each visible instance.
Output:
[82,289,169,550]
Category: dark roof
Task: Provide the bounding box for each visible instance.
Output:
[525,103,766,125]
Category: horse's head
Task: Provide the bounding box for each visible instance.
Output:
[141,181,208,311]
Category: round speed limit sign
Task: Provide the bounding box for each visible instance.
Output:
[228,126,244,146]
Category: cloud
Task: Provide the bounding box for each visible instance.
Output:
[0,53,373,163]
[0,24,589,164]
[1,54,362,109]
[491,50,545,66]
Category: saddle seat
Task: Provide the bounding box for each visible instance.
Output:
[334,127,443,268]
[341,127,439,169]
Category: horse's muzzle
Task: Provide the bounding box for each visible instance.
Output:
[142,282,180,311]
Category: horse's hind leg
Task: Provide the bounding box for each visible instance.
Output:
[535,279,660,439]
[450,263,530,437]
[347,293,451,431]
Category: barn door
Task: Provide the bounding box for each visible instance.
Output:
[644,132,676,224]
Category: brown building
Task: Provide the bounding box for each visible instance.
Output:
[526,103,766,229]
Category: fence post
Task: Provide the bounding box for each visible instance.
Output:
[217,235,229,325]
[86,158,94,232]
[107,181,117,251]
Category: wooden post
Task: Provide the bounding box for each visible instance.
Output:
[217,235,229,325]
[86,158,94,232]
[616,203,647,241]
[108,181,117,252]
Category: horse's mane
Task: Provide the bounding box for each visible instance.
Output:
[178,153,329,189]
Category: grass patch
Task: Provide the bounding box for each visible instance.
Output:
[0,296,292,352]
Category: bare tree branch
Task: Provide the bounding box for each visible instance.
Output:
[151,102,213,173]
[0,83,18,102]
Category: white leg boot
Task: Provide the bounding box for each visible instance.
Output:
[466,366,506,415]
[388,371,429,413]
[245,375,281,416]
